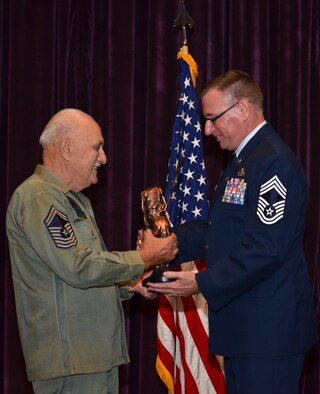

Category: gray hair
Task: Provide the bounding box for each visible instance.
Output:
[39,108,91,147]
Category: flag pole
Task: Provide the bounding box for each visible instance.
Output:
[174,1,194,54]
[156,3,228,393]
[174,2,198,88]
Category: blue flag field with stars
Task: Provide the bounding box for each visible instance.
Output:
[164,55,209,225]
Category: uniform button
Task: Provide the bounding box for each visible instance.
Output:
[208,220,213,226]
[204,244,209,250]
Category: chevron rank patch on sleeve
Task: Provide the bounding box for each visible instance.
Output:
[256,175,287,225]
[44,205,78,248]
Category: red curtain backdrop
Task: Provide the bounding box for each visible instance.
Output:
[1,0,319,393]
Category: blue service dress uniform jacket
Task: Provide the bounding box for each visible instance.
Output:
[172,123,318,357]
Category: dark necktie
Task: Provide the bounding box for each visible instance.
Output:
[227,153,237,169]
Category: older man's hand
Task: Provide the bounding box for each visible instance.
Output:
[138,229,178,270]
[128,271,159,299]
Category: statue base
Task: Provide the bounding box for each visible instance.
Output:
[142,267,176,287]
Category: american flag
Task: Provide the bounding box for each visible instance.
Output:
[156,52,227,394]
[164,56,208,225]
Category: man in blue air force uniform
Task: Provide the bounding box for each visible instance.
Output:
[147,70,318,394]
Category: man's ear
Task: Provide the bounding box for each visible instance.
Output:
[238,99,251,120]
[60,137,73,160]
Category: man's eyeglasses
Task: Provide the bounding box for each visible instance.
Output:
[205,101,239,124]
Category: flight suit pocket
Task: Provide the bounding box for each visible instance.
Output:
[73,219,96,240]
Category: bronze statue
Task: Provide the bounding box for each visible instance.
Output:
[141,187,171,238]
[140,187,175,285]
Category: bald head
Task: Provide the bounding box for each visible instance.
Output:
[39,108,96,147]
[40,108,107,191]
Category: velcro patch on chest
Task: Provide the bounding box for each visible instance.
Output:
[222,177,247,205]
[44,205,78,248]
[256,175,287,225]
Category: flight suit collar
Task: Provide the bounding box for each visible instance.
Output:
[34,164,71,194]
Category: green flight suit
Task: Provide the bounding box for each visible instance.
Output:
[6,165,144,382]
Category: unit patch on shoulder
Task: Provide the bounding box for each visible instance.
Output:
[44,205,78,248]
[256,175,287,225]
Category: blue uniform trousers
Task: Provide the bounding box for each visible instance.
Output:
[224,353,305,394]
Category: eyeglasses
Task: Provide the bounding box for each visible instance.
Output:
[205,101,239,124]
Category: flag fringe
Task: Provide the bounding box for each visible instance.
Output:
[156,354,175,394]
[177,51,199,87]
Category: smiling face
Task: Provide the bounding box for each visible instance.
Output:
[202,89,249,151]
[67,115,107,191]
